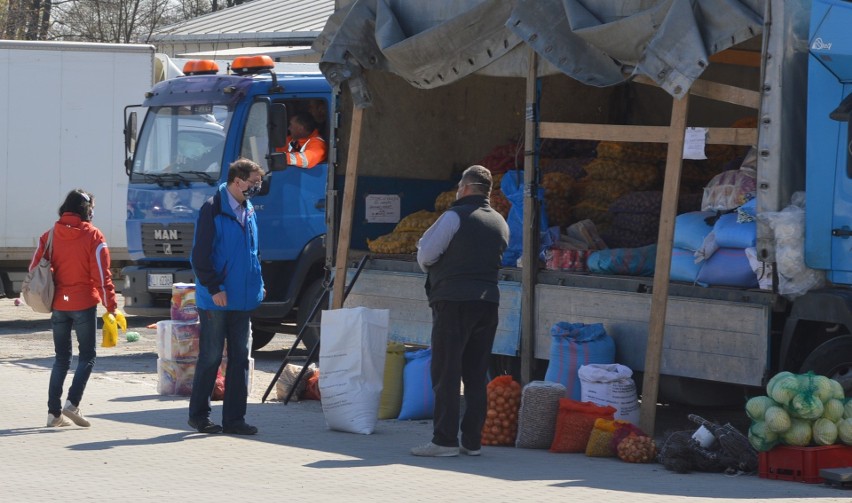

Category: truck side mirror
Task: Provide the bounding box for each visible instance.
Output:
[267,103,288,172]
[124,110,138,176]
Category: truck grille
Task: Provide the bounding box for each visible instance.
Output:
[141,223,194,258]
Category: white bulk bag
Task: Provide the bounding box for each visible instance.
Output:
[319,307,390,434]
[579,363,640,425]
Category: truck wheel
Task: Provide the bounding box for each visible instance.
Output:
[799,335,852,395]
[297,278,327,350]
[251,329,276,351]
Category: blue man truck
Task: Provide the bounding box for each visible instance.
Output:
[121,57,331,349]
[312,0,852,405]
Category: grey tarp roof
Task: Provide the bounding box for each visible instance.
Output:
[314,0,764,107]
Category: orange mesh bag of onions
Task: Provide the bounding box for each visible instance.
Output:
[481,375,522,446]
[549,398,616,453]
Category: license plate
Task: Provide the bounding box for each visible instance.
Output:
[148,273,174,289]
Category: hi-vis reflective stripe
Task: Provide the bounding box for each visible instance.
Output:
[287,137,314,168]
[286,151,310,168]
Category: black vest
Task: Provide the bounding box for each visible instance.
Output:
[426,194,509,305]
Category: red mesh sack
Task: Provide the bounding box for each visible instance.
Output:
[550,398,616,453]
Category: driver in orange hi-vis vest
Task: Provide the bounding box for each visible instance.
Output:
[279,112,328,169]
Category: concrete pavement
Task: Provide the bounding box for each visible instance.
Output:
[1,358,851,502]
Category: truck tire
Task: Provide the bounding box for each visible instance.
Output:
[296,278,327,350]
[799,335,852,395]
[251,329,276,351]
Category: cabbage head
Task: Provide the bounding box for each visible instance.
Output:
[838,418,852,445]
[764,406,792,433]
[766,371,795,397]
[781,418,813,446]
[788,392,825,420]
[823,398,845,422]
[813,418,838,446]
[749,420,779,451]
[745,396,777,421]
[769,375,800,405]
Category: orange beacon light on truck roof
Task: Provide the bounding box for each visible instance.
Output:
[232,55,275,75]
[183,60,219,76]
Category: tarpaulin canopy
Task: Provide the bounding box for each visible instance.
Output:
[314,0,764,107]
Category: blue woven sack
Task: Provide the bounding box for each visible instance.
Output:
[398,348,434,420]
[544,322,615,400]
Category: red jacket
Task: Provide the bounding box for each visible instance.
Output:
[29,213,118,312]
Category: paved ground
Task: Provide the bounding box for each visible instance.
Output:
[1,298,851,502]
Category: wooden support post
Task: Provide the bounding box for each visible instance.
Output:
[332,106,364,309]
[639,94,690,435]
[520,48,538,385]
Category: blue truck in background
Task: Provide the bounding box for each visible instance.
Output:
[121,57,331,350]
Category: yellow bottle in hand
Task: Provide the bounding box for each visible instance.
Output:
[102,312,118,348]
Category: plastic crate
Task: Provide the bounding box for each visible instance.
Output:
[759,444,852,484]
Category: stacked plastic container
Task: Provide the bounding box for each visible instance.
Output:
[155,282,255,397]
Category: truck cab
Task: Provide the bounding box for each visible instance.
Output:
[122,56,333,349]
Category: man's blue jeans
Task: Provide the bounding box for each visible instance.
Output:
[48,306,97,416]
[189,308,251,428]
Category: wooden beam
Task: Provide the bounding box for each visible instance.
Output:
[709,49,762,68]
[539,122,671,143]
[633,74,760,109]
[540,123,755,146]
[706,126,758,146]
[332,106,364,309]
[639,93,690,436]
[520,47,537,385]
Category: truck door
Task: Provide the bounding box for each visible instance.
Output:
[238,99,327,261]
[808,1,852,285]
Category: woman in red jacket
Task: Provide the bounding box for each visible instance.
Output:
[30,189,118,427]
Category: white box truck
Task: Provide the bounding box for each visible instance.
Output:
[0,40,155,297]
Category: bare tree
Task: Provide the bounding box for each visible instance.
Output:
[4,0,51,39]
[2,0,220,42]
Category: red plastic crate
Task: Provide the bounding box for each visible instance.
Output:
[759,444,852,483]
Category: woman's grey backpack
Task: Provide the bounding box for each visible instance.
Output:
[21,228,55,313]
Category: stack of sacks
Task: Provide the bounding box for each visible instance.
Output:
[670,211,715,283]
[693,199,759,288]
[156,283,254,396]
[156,321,200,396]
[571,142,663,235]
[157,283,200,395]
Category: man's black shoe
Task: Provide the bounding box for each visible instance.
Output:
[188,417,223,434]
[223,422,258,435]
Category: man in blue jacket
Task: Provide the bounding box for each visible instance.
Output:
[188,158,265,435]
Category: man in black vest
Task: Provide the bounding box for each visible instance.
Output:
[411,165,510,457]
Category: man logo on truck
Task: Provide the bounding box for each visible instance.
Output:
[154,229,179,240]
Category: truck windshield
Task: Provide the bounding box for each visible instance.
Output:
[130,105,231,184]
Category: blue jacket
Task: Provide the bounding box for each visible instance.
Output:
[191,183,264,311]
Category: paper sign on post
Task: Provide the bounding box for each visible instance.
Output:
[683,127,708,160]
[365,194,401,223]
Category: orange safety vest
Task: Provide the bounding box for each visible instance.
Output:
[280,129,327,169]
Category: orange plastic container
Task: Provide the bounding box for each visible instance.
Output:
[759,444,852,483]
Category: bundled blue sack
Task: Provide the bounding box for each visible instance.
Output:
[696,247,759,288]
[588,244,656,276]
[673,211,715,251]
[670,247,702,283]
[544,322,615,400]
[501,170,548,266]
[713,212,756,249]
[398,348,434,420]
